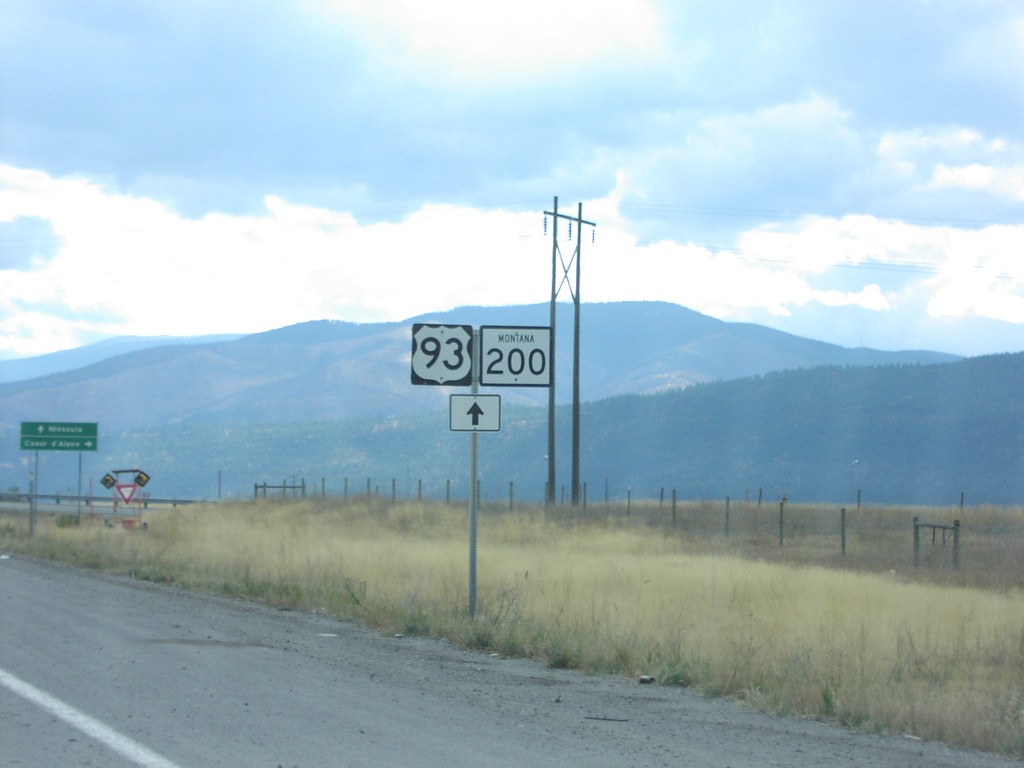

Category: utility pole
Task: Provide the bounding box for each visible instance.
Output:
[545,196,595,506]
[547,199,559,507]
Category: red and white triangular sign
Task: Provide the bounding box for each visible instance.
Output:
[115,483,138,503]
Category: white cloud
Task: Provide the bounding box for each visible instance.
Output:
[4,163,1023,359]
[588,210,1023,328]
[309,0,667,82]
[0,165,556,355]
[816,284,889,311]
[585,220,889,320]
[931,163,1024,201]
[923,224,1024,322]
[928,280,1024,324]
[877,127,1023,194]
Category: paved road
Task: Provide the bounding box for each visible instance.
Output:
[1,554,1019,768]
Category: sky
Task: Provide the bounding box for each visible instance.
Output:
[1,0,1022,360]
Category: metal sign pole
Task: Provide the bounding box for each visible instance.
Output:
[30,451,38,536]
[468,330,479,618]
[77,451,83,523]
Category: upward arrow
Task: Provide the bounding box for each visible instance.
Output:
[467,402,485,426]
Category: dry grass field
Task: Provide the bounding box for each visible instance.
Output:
[3,497,1023,757]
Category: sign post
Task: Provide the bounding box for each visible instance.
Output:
[102,468,151,528]
[20,422,98,452]
[411,323,551,619]
[468,331,480,618]
[20,422,99,534]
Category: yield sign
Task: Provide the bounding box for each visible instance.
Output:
[115,483,138,503]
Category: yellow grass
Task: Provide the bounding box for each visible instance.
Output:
[3,499,1023,756]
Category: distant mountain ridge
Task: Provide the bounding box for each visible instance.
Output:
[578,352,1024,504]
[6,301,1021,505]
[0,302,957,433]
[7,350,1018,505]
[0,333,243,383]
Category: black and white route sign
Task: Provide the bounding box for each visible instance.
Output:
[479,326,551,387]
[410,323,473,385]
[450,394,501,432]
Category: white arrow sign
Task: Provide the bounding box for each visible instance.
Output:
[450,395,501,432]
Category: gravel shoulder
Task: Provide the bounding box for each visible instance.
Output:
[2,553,1020,767]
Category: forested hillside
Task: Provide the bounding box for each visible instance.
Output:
[11,352,1021,506]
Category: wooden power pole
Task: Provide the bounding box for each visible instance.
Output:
[545,196,595,506]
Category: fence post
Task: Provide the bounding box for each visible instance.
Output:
[582,481,587,512]
[447,479,451,505]
[953,519,961,569]
[841,507,847,556]
[725,496,730,537]
[660,487,665,507]
[913,516,920,567]
[391,478,396,502]
[418,479,423,502]
[672,489,677,528]
[778,497,785,546]
[509,481,514,510]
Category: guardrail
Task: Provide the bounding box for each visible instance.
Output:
[0,493,201,511]
[0,493,204,535]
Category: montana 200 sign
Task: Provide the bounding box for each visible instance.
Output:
[480,326,551,387]
[20,421,99,451]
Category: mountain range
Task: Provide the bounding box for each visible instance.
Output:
[0,301,955,431]
[6,301,1020,506]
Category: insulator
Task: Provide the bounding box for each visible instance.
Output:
[543,215,547,235]
[568,221,573,240]
[591,228,595,244]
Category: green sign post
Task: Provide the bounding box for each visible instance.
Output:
[19,421,99,535]
[20,422,99,451]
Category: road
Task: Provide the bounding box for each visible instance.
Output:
[1,554,1019,768]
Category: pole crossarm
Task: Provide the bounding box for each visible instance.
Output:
[543,209,596,227]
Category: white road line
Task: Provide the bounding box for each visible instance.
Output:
[0,666,181,768]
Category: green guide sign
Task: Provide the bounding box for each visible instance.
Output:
[20,421,99,451]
